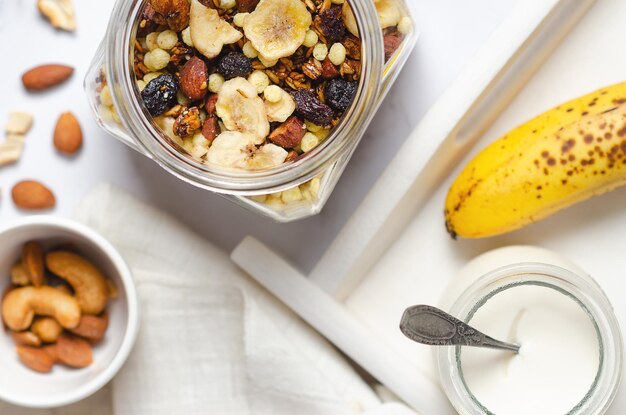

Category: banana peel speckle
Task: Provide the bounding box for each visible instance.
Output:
[445,82,626,238]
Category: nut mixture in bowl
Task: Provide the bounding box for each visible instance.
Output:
[130,0,409,171]
[2,241,115,373]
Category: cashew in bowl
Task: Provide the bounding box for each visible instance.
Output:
[2,286,81,331]
[31,317,64,343]
[45,251,109,315]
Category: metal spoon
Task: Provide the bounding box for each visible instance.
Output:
[400,305,520,353]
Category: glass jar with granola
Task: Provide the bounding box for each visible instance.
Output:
[85,0,417,222]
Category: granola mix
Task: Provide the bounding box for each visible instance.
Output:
[128,0,411,174]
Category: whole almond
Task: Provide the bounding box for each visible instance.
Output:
[23,241,45,287]
[56,333,93,368]
[201,115,219,142]
[22,64,74,91]
[54,112,83,154]
[69,314,109,343]
[17,346,54,373]
[12,180,56,210]
[179,57,208,101]
[11,331,42,347]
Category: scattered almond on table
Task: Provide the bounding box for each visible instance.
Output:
[11,180,56,211]
[2,242,115,373]
[22,64,74,91]
[53,112,83,154]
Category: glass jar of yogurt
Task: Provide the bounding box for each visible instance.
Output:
[84,0,418,222]
[438,246,623,415]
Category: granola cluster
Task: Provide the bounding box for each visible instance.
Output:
[130,0,409,175]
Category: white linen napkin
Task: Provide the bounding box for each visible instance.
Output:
[0,183,419,415]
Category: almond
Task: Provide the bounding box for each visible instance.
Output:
[17,346,54,373]
[22,64,74,91]
[321,57,339,79]
[23,241,45,287]
[12,180,56,210]
[69,314,109,343]
[56,333,93,368]
[201,115,219,142]
[53,112,83,154]
[205,93,218,114]
[11,331,42,347]
[384,34,402,61]
[268,116,306,148]
[180,57,208,101]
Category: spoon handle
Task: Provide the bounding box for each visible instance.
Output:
[400,305,520,353]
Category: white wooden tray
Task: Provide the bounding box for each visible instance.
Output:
[228,0,626,413]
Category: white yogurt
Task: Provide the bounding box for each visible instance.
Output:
[460,283,600,414]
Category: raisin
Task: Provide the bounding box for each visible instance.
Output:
[293,89,334,127]
[318,7,346,43]
[141,73,179,116]
[217,52,253,80]
[324,79,357,112]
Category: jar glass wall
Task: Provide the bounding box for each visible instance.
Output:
[438,263,623,415]
[85,0,417,222]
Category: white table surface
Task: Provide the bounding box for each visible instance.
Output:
[0,0,517,273]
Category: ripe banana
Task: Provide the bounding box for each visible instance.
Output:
[445,82,626,238]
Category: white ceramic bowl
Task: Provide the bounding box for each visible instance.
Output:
[0,216,139,408]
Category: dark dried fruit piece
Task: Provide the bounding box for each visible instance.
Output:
[174,107,202,137]
[141,73,179,116]
[217,51,253,80]
[236,0,260,12]
[384,34,402,61]
[294,89,334,127]
[318,6,346,43]
[138,3,166,35]
[149,0,190,31]
[268,116,306,148]
[325,78,357,112]
[179,57,209,100]
[201,115,220,142]
[285,150,300,162]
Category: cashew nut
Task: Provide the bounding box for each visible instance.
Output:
[10,262,30,286]
[1,286,81,331]
[45,251,109,315]
[31,317,63,343]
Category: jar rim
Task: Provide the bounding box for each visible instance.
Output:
[437,262,624,415]
[104,0,385,194]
